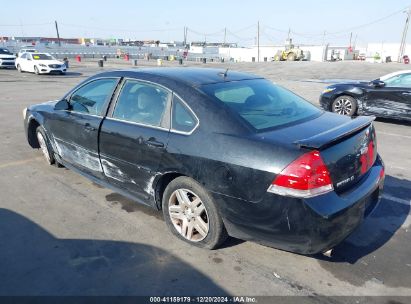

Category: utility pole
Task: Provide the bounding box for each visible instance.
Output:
[183,26,187,47]
[349,32,352,47]
[322,30,326,45]
[398,8,411,62]
[287,28,291,41]
[257,21,260,62]
[55,20,61,47]
[224,27,227,45]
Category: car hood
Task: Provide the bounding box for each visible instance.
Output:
[28,100,59,112]
[0,54,16,59]
[327,81,370,89]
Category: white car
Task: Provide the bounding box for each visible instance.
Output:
[15,53,67,75]
[0,48,16,69]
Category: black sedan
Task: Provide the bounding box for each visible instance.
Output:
[320,70,411,120]
[23,68,385,254]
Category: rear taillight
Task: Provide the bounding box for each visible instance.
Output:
[267,150,333,198]
[379,167,385,181]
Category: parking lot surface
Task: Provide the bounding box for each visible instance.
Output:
[0,60,410,299]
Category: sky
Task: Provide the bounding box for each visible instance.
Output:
[1,0,410,46]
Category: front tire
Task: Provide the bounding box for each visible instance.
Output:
[36,126,55,165]
[331,95,357,116]
[34,66,40,75]
[162,176,227,249]
[287,53,296,61]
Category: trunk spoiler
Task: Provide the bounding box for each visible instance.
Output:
[294,116,375,150]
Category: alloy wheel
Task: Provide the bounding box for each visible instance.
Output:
[168,189,209,242]
[334,98,353,115]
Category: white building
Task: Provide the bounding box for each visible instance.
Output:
[218,45,328,62]
[359,43,411,62]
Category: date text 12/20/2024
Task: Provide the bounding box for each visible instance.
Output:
[149,296,257,303]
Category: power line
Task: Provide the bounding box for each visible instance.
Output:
[262,5,409,40]
[60,23,182,33]
[0,22,52,27]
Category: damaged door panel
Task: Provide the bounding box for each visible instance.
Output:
[48,78,120,179]
[98,79,172,206]
[365,86,411,118]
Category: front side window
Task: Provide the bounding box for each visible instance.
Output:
[200,79,321,131]
[70,78,118,115]
[112,80,170,127]
[171,96,198,133]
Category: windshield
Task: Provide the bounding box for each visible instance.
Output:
[200,79,321,131]
[380,73,411,87]
[32,54,54,60]
[0,49,11,55]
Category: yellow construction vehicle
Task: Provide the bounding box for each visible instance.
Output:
[273,39,304,61]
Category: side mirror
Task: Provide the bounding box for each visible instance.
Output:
[371,79,385,88]
[54,99,70,111]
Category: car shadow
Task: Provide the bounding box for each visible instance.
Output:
[375,117,411,127]
[0,208,228,296]
[315,174,410,264]
[104,192,245,249]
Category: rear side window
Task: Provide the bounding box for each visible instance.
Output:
[112,80,170,127]
[70,78,118,115]
[171,96,198,133]
[200,79,321,131]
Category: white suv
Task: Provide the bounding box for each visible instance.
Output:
[0,48,16,69]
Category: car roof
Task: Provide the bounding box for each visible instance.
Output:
[107,68,263,86]
[380,70,411,80]
[27,52,50,56]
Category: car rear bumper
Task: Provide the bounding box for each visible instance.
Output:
[212,155,384,255]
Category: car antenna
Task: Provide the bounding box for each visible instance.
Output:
[219,68,229,79]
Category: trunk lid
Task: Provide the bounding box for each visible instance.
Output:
[259,113,377,193]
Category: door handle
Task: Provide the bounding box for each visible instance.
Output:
[144,137,164,148]
[84,123,96,132]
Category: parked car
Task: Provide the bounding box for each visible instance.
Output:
[0,48,16,69]
[23,68,385,254]
[320,70,411,121]
[16,52,66,75]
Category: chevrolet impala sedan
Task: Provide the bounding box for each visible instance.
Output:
[23,68,385,254]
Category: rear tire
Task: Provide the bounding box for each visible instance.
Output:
[162,176,228,249]
[17,64,23,72]
[36,126,55,165]
[332,95,357,116]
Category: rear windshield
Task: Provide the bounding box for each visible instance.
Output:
[200,79,321,131]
